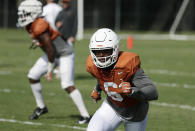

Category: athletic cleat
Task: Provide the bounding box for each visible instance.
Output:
[29,107,48,120]
[77,116,91,124]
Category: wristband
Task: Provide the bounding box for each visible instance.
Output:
[48,62,54,73]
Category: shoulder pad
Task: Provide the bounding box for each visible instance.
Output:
[31,18,49,38]
[86,55,94,73]
[86,55,100,78]
[116,52,141,74]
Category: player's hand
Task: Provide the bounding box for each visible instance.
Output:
[90,89,101,103]
[119,82,132,94]
[45,72,53,82]
[46,62,54,82]
[32,39,40,46]
[108,82,132,94]
[68,37,75,43]
[56,21,63,28]
[29,39,40,49]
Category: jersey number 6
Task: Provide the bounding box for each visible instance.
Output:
[104,82,123,102]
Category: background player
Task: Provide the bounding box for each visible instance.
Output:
[42,0,62,30]
[86,28,158,131]
[55,0,77,44]
[42,0,62,78]
[17,0,90,124]
[55,0,77,78]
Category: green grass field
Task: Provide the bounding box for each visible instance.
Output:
[0,29,195,131]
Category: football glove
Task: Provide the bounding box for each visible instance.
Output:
[45,72,53,82]
[108,82,132,94]
[90,89,101,103]
[29,39,40,49]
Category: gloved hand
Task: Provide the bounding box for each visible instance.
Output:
[108,82,132,94]
[90,89,101,103]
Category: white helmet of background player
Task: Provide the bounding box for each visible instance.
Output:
[17,0,42,27]
[89,28,120,68]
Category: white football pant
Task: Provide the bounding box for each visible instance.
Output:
[28,53,74,89]
[87,101,147,131]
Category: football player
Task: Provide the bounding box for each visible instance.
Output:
[86,28,158,131]
[17,0,90,124]
[42,0,62,78]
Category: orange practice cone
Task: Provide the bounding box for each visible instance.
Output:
[127,36,133,49]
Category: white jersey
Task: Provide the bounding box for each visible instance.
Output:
[42,3,62,30]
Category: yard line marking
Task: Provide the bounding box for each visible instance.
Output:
[0,88,59,96]
[151,102,195,111]
[1,102,195,131]
[0,118,86,130]
[0,118,42,126]
[145,69,195,77]
[0,71,12,75]
[154,81,195,89]
[51,124,86,130]
[0,89,11,93]
[1,81,195,97]
[1,68,194,77]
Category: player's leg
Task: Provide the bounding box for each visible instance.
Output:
[87,101,122,131]
[28,54,49,120]
[124,115,148,131]
[59,53,90,124]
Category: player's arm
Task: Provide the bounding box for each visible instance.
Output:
[90,81,102,103]
[68,13,77,44]
[71,11,78,39]
[55,11,63,28]
[37,31,55,81]
[129,68,158,101]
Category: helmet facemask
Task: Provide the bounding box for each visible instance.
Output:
[91,47,119,68]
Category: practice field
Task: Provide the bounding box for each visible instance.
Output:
[0,29,195,131]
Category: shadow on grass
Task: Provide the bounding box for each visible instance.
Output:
[45,114,92,122]
[44,114,81,120]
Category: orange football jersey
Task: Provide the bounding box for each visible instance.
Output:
[26,18,59,46]
[86,52,141,108]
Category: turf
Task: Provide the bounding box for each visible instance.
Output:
[0,29,195,131]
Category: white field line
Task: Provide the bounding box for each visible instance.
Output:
[145,69,195,77]
[0,80,195,97]
[0,71,12,75]
[0,118,86,130]
[0,89,11,93]
[1,69,194,77]
[0,118,42,126]
[153,81,195,89]
[1,88,195,112]
[151,102,195,111]
[0,118,121,131]
[0,101,195,131]
[0,88,59,96]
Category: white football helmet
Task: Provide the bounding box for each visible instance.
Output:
[89,28,120,68]
[17,0,42,27]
